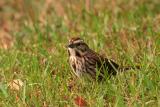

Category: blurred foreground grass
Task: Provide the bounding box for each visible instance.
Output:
[0,0,160,106]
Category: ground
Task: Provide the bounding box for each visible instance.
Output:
[0,0,160,107]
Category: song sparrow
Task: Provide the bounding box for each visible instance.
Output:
[67,37,138,80]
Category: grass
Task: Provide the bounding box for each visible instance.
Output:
[0,0,160,106]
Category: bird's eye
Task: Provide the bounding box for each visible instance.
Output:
[76,43,81,46]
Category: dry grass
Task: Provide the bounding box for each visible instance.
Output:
[0,0,160,107]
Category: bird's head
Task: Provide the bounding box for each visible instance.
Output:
[67,37,89,57]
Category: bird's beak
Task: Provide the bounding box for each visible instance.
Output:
[66,44,74,48]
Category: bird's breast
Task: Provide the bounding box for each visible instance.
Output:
[69,56,77,65]
[69,56,85,77]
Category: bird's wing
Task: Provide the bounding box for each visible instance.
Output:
[85,50,119,75]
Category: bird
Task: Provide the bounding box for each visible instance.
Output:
[66,37,139,80]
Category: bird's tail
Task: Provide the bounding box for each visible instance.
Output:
[119,65,140,71]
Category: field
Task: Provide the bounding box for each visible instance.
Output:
[0,0,160,107]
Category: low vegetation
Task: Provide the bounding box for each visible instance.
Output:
[0,0,159,106]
